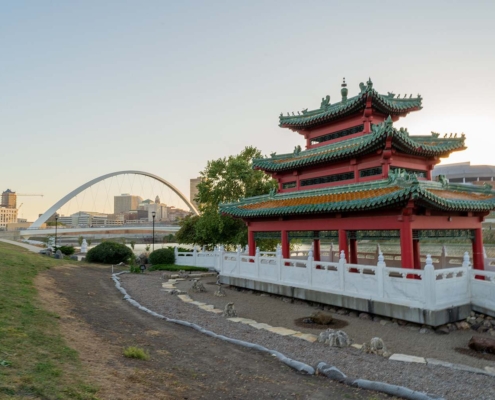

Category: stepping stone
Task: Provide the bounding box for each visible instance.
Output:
[291,332,318,343]
[210,309,223,314]
[177,295,193,302]
[248,322,273,330]
[265,326,299,336]
[389,354,426,364]
[162,284,175,289]
[237,318,257,325]
[227,317,244,323]
[190,301,206,306]
[198,304,215,311]
[485,366,495,375]
[351,344,363,350]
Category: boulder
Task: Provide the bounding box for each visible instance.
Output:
[456,321,471,330]
[435,325,450,335]
[192,279,206,293]
[318,329,351,347]
[468,336,495,354]
[309,311,333,325]
[359,312,372,320]
[223,302,237,318]
[214,285,226,297]
[362,337,389,357]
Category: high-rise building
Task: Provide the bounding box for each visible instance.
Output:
[1,189,16,209]
[0,207,18,229]
[190,177,201,208]
[114,194,143,214]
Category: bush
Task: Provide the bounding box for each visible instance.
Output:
[86,242,133,264]
[123,346,149,360]
[148,248,175,265]
[58,245,75,256]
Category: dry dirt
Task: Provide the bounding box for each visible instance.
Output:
[35,265,393,400]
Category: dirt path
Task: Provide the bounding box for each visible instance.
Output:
[35,265,392,400]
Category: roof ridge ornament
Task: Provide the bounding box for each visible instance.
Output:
[320,95,331,110]
[437,174,449,187]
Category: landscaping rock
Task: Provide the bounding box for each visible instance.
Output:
[223,302,237,318]
[468,336,495,354]
[358,312,372,320]
[336,309,348,316]
[309,311,333,325]
[192,279,206,293]
[55,250,63,259]
[435,325,450,335]
[214,285,226,297]
[318,329,351,347]
[362,337,390,357]
[455,321,470,330]
[419,328,432,334]
[70,255,78,261]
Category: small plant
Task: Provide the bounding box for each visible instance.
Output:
[87,238,93,246]
[145,244,151,252]
[78,236,84,246]
[59,245,75,256]
[123,346,149,360]
[129,240,136,250]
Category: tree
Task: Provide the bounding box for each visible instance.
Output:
[176,146,277,250]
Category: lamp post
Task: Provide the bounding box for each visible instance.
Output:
[54,216,58,249]
[152,211,156,252]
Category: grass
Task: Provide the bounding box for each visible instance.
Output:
[148,264,209,272]
[123,346,150,360]
[0,242,99,399]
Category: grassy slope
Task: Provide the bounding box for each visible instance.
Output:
[0,242,98,399]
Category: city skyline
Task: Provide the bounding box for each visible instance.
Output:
[2,1,495,221]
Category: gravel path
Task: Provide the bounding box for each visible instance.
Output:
[121,272,495,400]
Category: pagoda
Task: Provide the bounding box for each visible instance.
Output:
[220,79,495,272]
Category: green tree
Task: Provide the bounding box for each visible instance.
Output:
[77,236,84,246]
[176,146,277,250]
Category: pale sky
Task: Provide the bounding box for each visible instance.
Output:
[2,1,495,221]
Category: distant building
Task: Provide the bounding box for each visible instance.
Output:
[432,162,495,184]
[167,206,191,222]
[58,211,124,227]
[114,194,143,214]
[190,177,201,209]
[1,189,16,209]
[0,207,18,229]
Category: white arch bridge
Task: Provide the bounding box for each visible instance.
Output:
[29,170,199,230]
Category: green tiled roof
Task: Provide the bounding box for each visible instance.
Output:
[253,118,466,172]
[279,79,422,129]
[219,172,495,218]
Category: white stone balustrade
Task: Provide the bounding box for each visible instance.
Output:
[174,246,495,317]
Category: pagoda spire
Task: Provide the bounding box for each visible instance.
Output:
[341,78,348,103]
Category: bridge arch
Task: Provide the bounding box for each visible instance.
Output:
[30,170,199,229]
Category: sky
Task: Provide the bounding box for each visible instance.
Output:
[2,0,495,222]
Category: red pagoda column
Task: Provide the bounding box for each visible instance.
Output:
[248,230,255,256]
[281,230,290,259]
[349,238,358,264]
[313,231,320,262]
[338,230,348,261]
[472,228,485,276]
[400,222,414,269]
[413,239,421,270]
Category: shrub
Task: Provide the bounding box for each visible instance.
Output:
[123,346,149,360]
[58,245,75,256]
[86,242,133,264]
[149,248,175,265]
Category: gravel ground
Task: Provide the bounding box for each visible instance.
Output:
[121,272,495,400]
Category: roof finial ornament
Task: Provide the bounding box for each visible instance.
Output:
[341,77,348,103]
[320,95,330,109]
[366,77,373,89]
